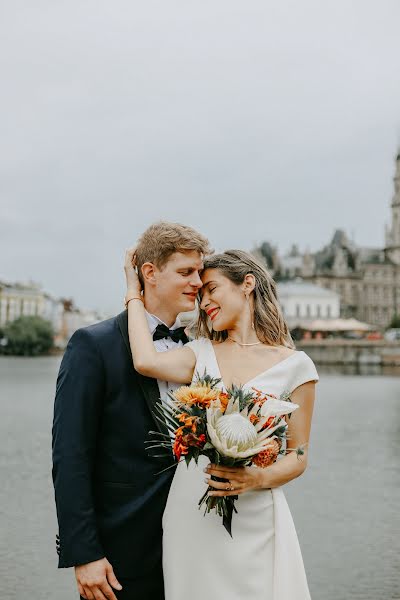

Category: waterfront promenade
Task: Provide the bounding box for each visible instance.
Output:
[297,339,400,366]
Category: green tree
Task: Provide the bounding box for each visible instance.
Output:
[3,316,54,356]
[389,314,400,329]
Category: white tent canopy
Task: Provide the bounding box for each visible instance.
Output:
[295,318,375,332]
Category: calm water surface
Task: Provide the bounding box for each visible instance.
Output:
[0,357,399,600]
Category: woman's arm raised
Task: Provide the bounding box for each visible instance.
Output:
[124,248,196,384]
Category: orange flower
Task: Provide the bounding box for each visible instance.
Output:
[252,439,280,468]
[177,413,201,432]
[219,392,230,413]
[181,432,207,449]
[173,432,189,461]
[260,416,276,431]
[251,388,277,404]
[174,384,219,408]
[249,414,260,425]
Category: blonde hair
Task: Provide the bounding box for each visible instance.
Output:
[196,249,295,348]
[136,221,212,285]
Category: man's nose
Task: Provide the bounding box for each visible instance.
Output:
[190,271,203,288]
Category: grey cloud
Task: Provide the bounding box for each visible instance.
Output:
[1,0,400,312]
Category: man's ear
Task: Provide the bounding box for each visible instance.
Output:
[141,262,157,285]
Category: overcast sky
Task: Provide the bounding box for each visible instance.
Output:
[1,1,400,313]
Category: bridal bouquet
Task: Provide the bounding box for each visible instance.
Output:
[147,372,299,535]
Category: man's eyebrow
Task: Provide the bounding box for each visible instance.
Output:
[178,265,204,272]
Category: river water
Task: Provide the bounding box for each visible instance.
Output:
[0,356,399,600]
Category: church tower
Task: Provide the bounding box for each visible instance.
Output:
[385,151,400,264]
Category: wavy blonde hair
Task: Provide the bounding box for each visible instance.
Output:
[196,249,295,348]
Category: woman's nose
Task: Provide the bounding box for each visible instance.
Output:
[200,295,209,310]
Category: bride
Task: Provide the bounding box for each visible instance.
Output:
[124,248,319,600]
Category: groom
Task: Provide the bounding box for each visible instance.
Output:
[52,221,210,599]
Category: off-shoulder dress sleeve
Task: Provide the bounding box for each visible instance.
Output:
[289,352,319,394]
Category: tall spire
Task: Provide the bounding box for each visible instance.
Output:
[393,150,400,205]
[385,151,400,264]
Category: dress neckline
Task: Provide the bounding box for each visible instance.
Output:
[206,338,301,390]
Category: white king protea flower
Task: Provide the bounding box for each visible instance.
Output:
[206,395,299,460]
[215,413,258,453]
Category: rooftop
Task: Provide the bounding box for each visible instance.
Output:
[277,280,339,298]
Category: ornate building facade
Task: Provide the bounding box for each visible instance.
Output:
[256,152,400,329]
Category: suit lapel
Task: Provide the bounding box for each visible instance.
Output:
[116,310,167,436]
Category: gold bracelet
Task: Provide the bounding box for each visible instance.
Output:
[124,294,143,309]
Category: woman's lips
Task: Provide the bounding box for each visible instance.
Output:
[207,307,220,320]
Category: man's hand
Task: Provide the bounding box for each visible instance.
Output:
[75,558,122,600]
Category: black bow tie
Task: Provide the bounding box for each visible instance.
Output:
[152,324,188,344]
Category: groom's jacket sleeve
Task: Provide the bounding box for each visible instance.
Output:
[52,328,105,568]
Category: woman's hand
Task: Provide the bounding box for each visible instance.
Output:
[204,464,268,497]
[124,247,142,295]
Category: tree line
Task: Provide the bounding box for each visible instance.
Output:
[0,316,54,356]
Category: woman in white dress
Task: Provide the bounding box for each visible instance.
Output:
[124,248,319,600]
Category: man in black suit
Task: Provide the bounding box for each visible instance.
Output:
[52,221,210,600]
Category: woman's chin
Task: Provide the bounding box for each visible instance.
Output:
[211,318,225,332]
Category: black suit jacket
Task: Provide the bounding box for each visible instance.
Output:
[52,310,175,578]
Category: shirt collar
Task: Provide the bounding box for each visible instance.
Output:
[145,309,182,335]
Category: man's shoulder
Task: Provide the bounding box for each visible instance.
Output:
[70,313,122,345]
[85,314,119,335]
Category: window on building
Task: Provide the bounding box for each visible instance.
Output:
[327,305,331,318]
[316,305,321,317]
[306,304,311,317]
[296,304,300,317]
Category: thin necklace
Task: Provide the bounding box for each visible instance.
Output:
[228,336,262,347]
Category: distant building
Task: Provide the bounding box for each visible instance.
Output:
[277,280,340,327]
[0,281,105,346]
[0,281,64,330]
[254,151,400,329]
[58,302,104,345]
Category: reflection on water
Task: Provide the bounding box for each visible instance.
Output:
[318,363,400,377]
[0,357,399,600]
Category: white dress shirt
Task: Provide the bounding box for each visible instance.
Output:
[145,310,184,405]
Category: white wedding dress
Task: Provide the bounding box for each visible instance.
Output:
[162,338,319,600]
